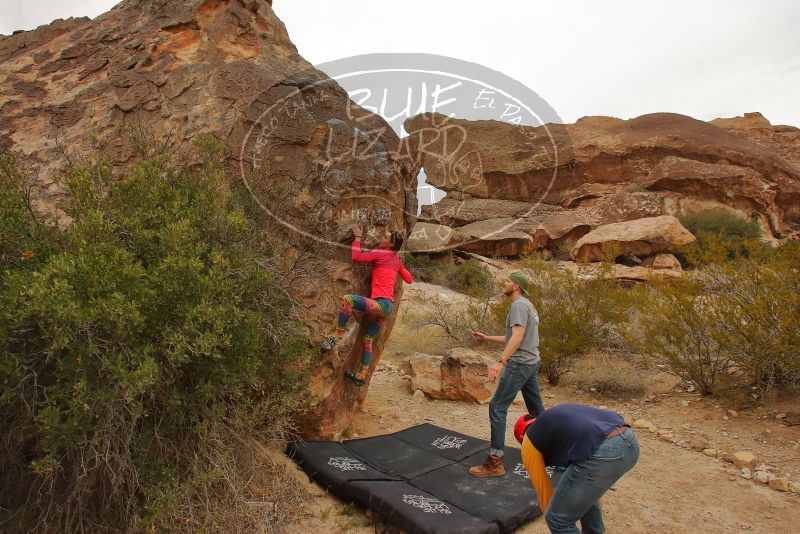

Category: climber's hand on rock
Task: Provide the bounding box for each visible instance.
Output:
[351,225,363,238]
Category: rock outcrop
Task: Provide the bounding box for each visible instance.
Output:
[405,111,800,259]
[571,216,696,262]
[0,0,418,438]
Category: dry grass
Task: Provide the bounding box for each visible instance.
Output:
[569,354,647,398]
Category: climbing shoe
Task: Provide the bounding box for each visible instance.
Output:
[344,370,365,387]
[320,336,337,351]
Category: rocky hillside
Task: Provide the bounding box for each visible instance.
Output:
[0,0,418,439]
[405,112,800,263]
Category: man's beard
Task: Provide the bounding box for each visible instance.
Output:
[502,287,513,296]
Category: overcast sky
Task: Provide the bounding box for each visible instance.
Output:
[2,0,798,127]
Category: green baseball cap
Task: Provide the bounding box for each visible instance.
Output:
[509,271,531,296]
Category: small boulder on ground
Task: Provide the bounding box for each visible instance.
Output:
[732,451,758,469]
[769,478,789,492]
[641,253,682,272]
[633,419,657,432]
[752,471,772,484]
[402,348,497,403]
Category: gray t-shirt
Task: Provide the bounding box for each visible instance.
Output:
[505,296,540,364]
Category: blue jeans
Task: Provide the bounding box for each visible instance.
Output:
[489,360,544,456]
[545,428,639,534]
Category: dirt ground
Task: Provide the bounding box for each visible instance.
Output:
[284,284,800,534]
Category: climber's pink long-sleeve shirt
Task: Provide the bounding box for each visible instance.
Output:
[351,239,413,302]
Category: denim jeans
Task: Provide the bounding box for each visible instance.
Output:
[545,428,639,534]
[488,360,544,456]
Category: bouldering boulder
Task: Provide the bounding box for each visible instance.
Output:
[0,0,418,439]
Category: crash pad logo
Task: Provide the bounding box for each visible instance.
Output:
[239,53,570,251]
[431,435,467,450]
[402,494,452,514]
[327,457,367,471]
[513,463,529,478]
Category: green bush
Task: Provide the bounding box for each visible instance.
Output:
[680,209,762,239]
[0,155,56,271]
[448,259,493,297]
[401,253,443,283]
[679,210,766,266]
[0,140,310,533]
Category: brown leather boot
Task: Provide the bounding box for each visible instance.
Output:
[468,453,505,477]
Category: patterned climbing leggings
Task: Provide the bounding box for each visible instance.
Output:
[337,294,394,368]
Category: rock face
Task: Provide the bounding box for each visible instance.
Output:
[643,156,782,235]
[402,348,497,403]
[405,111,800,259]
[571,216,696,262]
[0,0,418,439]
[407,222,462,253]
[456,218,546,257]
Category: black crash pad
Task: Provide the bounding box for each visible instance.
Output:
[287,424,542,534]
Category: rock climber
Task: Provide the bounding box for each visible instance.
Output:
[321,225,413,387]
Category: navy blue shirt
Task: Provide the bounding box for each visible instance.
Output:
[526,404,626,467]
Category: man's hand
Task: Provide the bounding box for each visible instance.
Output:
[351,225,363,238]
[471,331,488,343]
[488,361,504,382]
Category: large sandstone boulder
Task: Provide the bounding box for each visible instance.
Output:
[405,112,800,236]
[419,195,540,227]
[0,0,417,439]
[571,216,696,262]
[402,348,497,403]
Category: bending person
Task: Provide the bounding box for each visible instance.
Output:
[321,225,413,387]
[516,404,639,534]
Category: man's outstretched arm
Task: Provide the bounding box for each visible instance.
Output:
[471,331,506,344]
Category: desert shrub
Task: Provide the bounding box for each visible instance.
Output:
[0,155,56,271]
[494,264,632,385]
[679,210,766,266]
[401,252,436,280]
[448,259,493,297]
[680,209,762,240]
[634,251,800,397]
[416,295,503,347]
[0,140,310,533]
[633,277,738,395]
[703,254,800,395]
[572,358,647,397]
